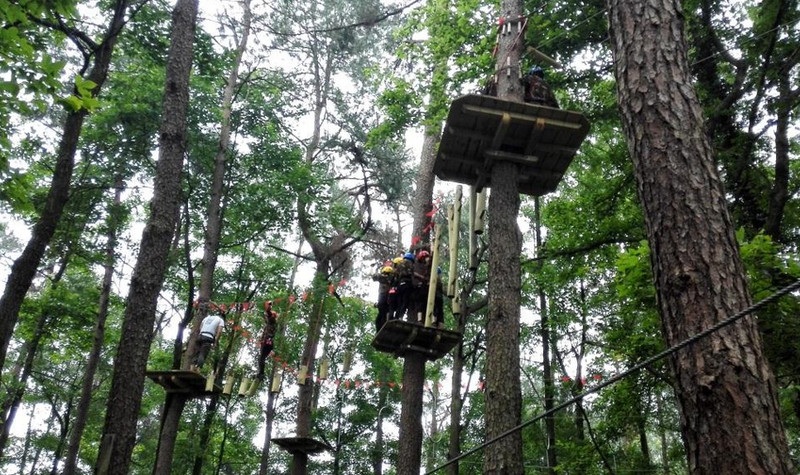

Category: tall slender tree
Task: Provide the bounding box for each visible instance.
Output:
[0,0,131,377]
[484,0,524,471]
[95,1,199,472]
[154,2,252,471]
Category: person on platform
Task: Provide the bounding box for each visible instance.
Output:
[522,65,559,108]
[192,311,225,370]
[392,253,415,321]
[255,303,278,380]
[411,249,444,327]
[481,65,559,109]
[373,262,395,331]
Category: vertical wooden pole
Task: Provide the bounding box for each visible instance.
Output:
[448,186,462,297]
[468,187,478,270]
[474,189,487,235]
[425,225,442,327]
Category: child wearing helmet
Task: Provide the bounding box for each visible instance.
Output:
[372,261,396,331]
[411,248,443,326]
[392,253,415,320]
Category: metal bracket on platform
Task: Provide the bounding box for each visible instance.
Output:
[398,344,438,359]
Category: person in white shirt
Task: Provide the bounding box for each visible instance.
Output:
[192,313,225,370]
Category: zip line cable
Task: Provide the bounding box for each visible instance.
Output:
[426,278,800,474]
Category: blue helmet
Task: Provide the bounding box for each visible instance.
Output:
[403,252,415,261]
[529,65,545,78]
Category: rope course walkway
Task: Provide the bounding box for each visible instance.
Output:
[426,278,800,474]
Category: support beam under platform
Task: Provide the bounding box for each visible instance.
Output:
[372,320,461,360]
[146,370,221,397]
[272,437,333,456]
[435,94,590,196]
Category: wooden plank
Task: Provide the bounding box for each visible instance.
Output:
[372,320,461,360]
[146,370,222,397]
[462,104,585,130]
[435,94,589,197]
[272,437,333,456]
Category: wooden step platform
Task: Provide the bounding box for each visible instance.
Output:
[146,370,221,396]
[272,437,333,456]
[372,319,461,360]
[435,94,590,196]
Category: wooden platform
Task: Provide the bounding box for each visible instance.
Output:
[146,370,221,396]
[435,94,590,196]
[372,320,461,360]
[272,437,333,456]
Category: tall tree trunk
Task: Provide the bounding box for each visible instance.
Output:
[258,367,279,475]
[192,396,220,475]
[63,180,124,475]
[397,354,426,475]
[396,90,442,475]
[373,376,388,475]
[95,1,198,473]
[535,197,557,473]
[155,3,251,471]
[0,309,50,454]
[607,0,793,472]
[0,0,129,379]
[183,0,251,371]
[484,2,524,472]
[0,253,68,456]
[258,243,303,475]
[19,402,35,475]
[292,267,330,475]
[425,384,439,472]
[49,394,73,475]
[411,125,441,243]
[446,318,465,475]
[764,73,792,242]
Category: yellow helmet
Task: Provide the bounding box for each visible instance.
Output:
[393,257,404,264]
[381,266,394,274]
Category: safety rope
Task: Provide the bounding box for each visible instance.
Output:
[426,278,800,474]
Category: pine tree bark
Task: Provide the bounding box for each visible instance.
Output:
[0,0,129,377]
[607,0,793,472]
[397,354,426,475]
[484,1,524,472]
[95,1,198,473]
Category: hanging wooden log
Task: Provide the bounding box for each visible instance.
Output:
[425,225,442,327]
[452,281,462,316]
[342,350,353,373]
[448,186,462,297]
[474,189,487,235]
[223,373,234,395]
[247,378,260,396]
[205,370,215,392]
[270,371,282,394]
[319,357,329,380]
[238,377,250,396]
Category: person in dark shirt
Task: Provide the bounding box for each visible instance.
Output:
[372,262,395,331]
[523,66,559,108]
[255,303,277,381]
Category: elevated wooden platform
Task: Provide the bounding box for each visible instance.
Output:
[146,370,221,396]
[372,319,461,360]
[435,94,590,196]
[272,437,333,456]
